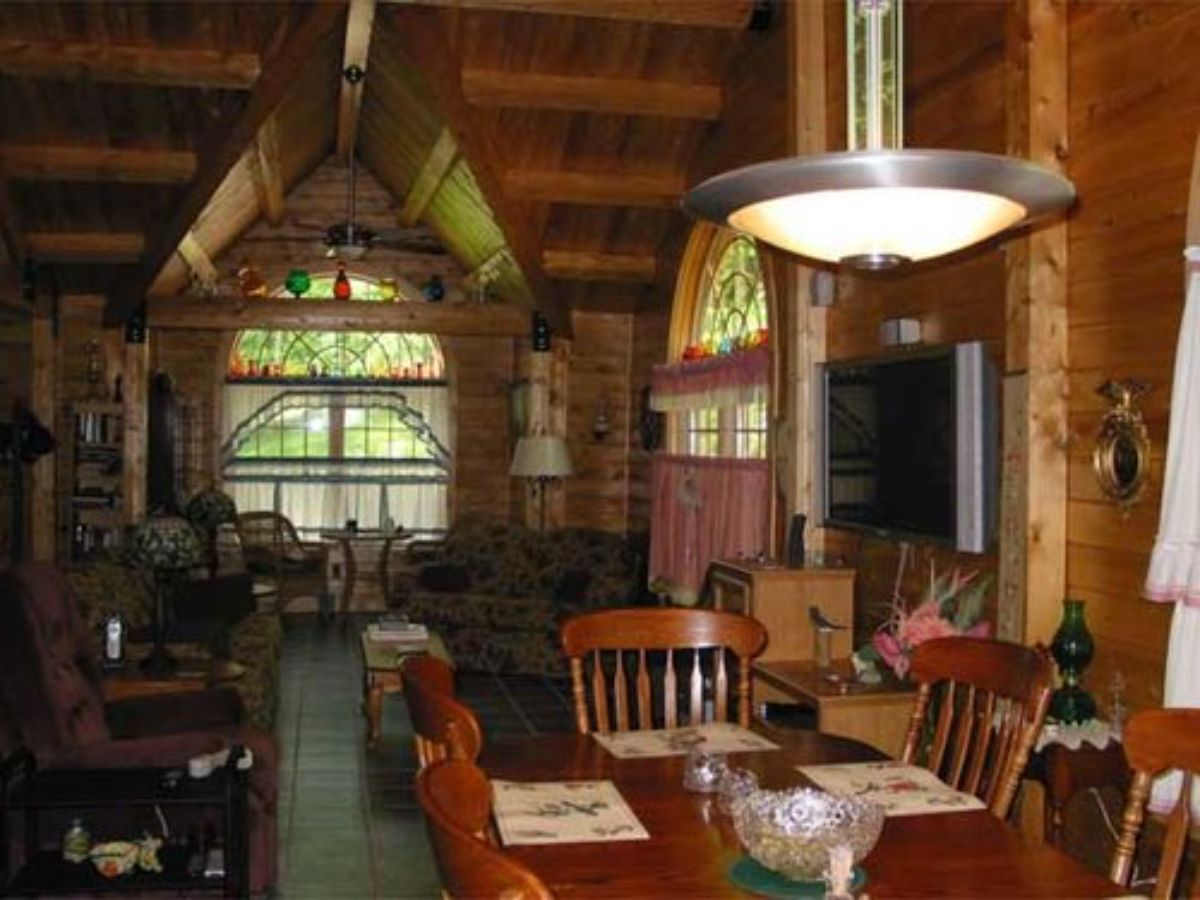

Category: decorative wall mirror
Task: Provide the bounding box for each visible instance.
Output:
[1093,380,1150,508]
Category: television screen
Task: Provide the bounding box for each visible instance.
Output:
[817,343,996,553]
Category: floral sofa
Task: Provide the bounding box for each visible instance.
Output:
[392,517,649,675]
[65,559,282,730]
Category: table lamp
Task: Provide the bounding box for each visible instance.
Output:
[126,513,204,676]
[509,435,573,532]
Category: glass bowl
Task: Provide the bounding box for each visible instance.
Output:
[731,787,885,882]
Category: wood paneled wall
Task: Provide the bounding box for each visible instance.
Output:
[628,306,669,532]
[1063,2,1200,711]
[152,329,226,497]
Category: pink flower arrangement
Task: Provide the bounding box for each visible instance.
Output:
[857,565,994,681]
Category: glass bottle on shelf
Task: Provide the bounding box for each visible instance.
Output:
[333,261,352,301]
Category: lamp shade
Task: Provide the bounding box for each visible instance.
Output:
[684,150,1075,270]
[509,435,573,479]
[184,487,238,534]
[126,514,204,572]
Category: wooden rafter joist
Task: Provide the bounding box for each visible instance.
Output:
[107,2,347,324]
[0,39,261,89]
[463,245,511,289]
[388,5,570,335]
[25,232,144,263]
[505,169,683,208]
[148,295,526,336]
[176,232,218,287]
[0,144,197,185]
[386,0,755,30]
[252,116,286,227]
[542,249,657,283]
[399,128,458,226]
[461,69,722,120]
[337,0,378,161]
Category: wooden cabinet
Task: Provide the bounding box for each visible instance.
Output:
[67,401,125,561]
[708,560,855,663]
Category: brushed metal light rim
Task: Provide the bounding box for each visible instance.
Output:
[683,149,1076,227]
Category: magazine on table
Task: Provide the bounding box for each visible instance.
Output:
[798,760,986,816]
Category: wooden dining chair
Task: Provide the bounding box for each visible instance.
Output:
[901,636,1053,820]
[560,607,767,734]
[418,759,553,899]
[401,655,483,769]
[1110,708,1200,898]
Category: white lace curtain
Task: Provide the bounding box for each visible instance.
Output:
[220,383,450,536]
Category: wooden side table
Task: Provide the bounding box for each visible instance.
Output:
[361,631,451,747]
[1025,725,1131,848]
[752,658,916,756]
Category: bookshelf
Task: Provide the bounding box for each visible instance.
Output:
[68,400,125,561]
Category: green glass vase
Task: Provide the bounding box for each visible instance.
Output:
[1049,598,1097,724]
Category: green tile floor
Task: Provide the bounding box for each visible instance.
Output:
[274,618,575,898]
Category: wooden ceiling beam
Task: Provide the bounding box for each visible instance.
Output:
[461,69,722,120]
[542,249,657,283]
[386,0,755,30]
[0,144,197,185]
[399,128,458,226]
[464,245,511,289]
[505,169,683,208]
[107,2,347,323]
[388,6,570,335]
[336,0,378,162]
[148,295,526,336]
[0,39,261,89]
[25,232,145,263]
[176,232,218,287]
[251,115,286,227]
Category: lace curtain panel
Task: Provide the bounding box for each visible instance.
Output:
[648,454,770,603]
[649,345,769,412]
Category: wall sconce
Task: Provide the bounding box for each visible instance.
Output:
[592,395,611,443]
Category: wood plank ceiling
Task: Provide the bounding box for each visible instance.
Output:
[0,0,771,329]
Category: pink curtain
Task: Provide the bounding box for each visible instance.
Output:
[649,454,770,601]
[650,346,769,411]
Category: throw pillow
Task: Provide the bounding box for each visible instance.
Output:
[418,563,472,593]
[555,568,592,608]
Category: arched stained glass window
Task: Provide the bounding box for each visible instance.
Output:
[230,330,444,381]
[693,235,768,351]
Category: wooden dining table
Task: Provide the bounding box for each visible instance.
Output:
[479,727,1127,898]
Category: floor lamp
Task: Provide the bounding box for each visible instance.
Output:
[509,435,573,532]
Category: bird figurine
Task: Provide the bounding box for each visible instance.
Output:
[809,606,847,631]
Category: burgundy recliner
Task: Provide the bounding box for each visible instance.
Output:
[0,563,278,893]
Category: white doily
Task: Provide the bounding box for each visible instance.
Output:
[1034,718,1119,753]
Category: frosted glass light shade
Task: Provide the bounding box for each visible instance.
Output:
[509,435,573,479]
[686,149,1075,270]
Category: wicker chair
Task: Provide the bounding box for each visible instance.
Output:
[235,511,330,613]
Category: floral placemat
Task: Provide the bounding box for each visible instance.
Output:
[797,760,985,817]
[591,722,780,759]
[492,780,650,846]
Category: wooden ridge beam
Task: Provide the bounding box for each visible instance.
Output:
[399,128,458,226]
[542,249,657,283]
[0,144,197,185]
[252,115,286,227]
[462,69,722,120]
[388,6,570,335]
[386,0,755,30]
[25,231,144,263]
[148,295,526,336]
[176,232,218,287]
[505,168,683,208]
[108,2,347,324]
[336,0,378,161]
[0,39,261,88]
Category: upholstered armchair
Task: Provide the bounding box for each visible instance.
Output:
[235,511,331,613]
[0,564,278,894]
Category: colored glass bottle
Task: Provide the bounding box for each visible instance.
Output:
[1049,598,1097,724]
[333,261,352,301]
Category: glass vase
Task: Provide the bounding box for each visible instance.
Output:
[1049,598,1097,724]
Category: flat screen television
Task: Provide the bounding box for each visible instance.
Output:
[815,342,998,553]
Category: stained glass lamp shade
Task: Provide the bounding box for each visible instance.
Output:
[126,514,204,675]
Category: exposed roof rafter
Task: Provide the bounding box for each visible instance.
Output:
[462,69,722,120]
[399,128,458,226]
[26,231,144,263]
[385,0,755,30]
[0,144,197,185]
[505,168,683,208]
[336,0,378,161]
[542,249,657,283]
[0,38,261,88]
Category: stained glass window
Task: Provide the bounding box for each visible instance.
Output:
[229,330,443,381]
[693,235,768,351]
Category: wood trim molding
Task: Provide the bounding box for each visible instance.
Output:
[461,69,722,120]
[0,39,261,88]
[0,144,196,184]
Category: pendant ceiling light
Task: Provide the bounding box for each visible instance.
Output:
[684,0,1075,271]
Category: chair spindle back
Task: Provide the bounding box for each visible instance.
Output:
[401,655,482,769]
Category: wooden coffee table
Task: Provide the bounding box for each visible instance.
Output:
[101,653,243,702]
[361,630,450,747]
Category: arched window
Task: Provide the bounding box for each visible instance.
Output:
[221,324,450,537]
[693,235,768,352]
